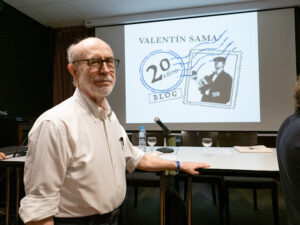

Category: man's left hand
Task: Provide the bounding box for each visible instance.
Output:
[180,162,210,175]
[0,152,7,160]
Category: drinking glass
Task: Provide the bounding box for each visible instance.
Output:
[147,136,157,152]
[202,137,212,155]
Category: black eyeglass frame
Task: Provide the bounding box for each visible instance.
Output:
[72,57,120,70]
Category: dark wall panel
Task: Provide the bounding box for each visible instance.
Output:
[296,7,300,75]
[0,3,53,119]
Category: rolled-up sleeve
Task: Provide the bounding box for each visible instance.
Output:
[19,119,72,223]
[120,126,144,173]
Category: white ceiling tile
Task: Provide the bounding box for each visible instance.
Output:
[4,0,27,8]
[69,0,119,18]
[3,0,300,28]
[31,1,84,23]
[18,6,52,25]
[20,0,64,6]
[70,0,260,19]
[48,19,84,28]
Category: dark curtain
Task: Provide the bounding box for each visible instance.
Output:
[53,26,94,106]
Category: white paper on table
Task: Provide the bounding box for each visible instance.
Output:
[3,155,26,161]
[234,145,273,153]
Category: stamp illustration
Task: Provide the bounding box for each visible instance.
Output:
[138,30,242,107]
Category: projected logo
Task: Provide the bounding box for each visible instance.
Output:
[183,49,242,109]
[139,50,185,103]
[138,30,242,107]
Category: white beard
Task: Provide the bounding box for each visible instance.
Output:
[77,71,115,101]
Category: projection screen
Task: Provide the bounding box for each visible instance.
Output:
[96,8,297,131]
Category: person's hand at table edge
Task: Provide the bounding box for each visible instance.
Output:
[0,152,7,160]
[180,161,210,175]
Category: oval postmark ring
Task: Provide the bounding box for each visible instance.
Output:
[139,50,185,93]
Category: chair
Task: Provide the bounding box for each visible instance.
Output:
[218,131,257,147]
[127,132,164,206]
[181,131,218,147]
[17,122,33,146]
[180,131,224,223]
[218,131,279,225]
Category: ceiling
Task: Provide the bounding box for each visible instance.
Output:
[3,0,300,28]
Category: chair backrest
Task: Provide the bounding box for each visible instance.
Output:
[181,131,218,147]
[131,132,139,146]
[131,132,164,146]
[218,131,257,147]
[0,118,18,147]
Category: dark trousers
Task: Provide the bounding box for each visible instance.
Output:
[54,214,119,225]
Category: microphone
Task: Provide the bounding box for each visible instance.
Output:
[154,117,174,153]
[13,146,28,157]
[13,136,28,157]
[154,117,170,135]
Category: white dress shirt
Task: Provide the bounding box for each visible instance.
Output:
[19,89,144,223]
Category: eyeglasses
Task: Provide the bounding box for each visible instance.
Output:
[72,57,120,71]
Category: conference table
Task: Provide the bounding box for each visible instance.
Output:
[0,146,279,225]
[0,153,25,225]
[158,146,279,225]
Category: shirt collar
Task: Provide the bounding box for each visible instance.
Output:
[74,88,112,119]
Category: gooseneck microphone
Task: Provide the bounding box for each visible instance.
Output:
[13,136,28,157]
[154,117,174,153]
[154,117,170,135]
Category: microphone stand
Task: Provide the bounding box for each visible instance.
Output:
[13,136,28,157]
[157,131,174,153]
[163,132,167,147]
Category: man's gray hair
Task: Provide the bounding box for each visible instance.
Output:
[67,41,83,87]
[67,44,76,64]
[67,42,84,64]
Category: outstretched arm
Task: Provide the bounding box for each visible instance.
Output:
[137,154,210,175]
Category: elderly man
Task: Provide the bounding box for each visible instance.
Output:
[19,37,209,225]
[276,78,300,225]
